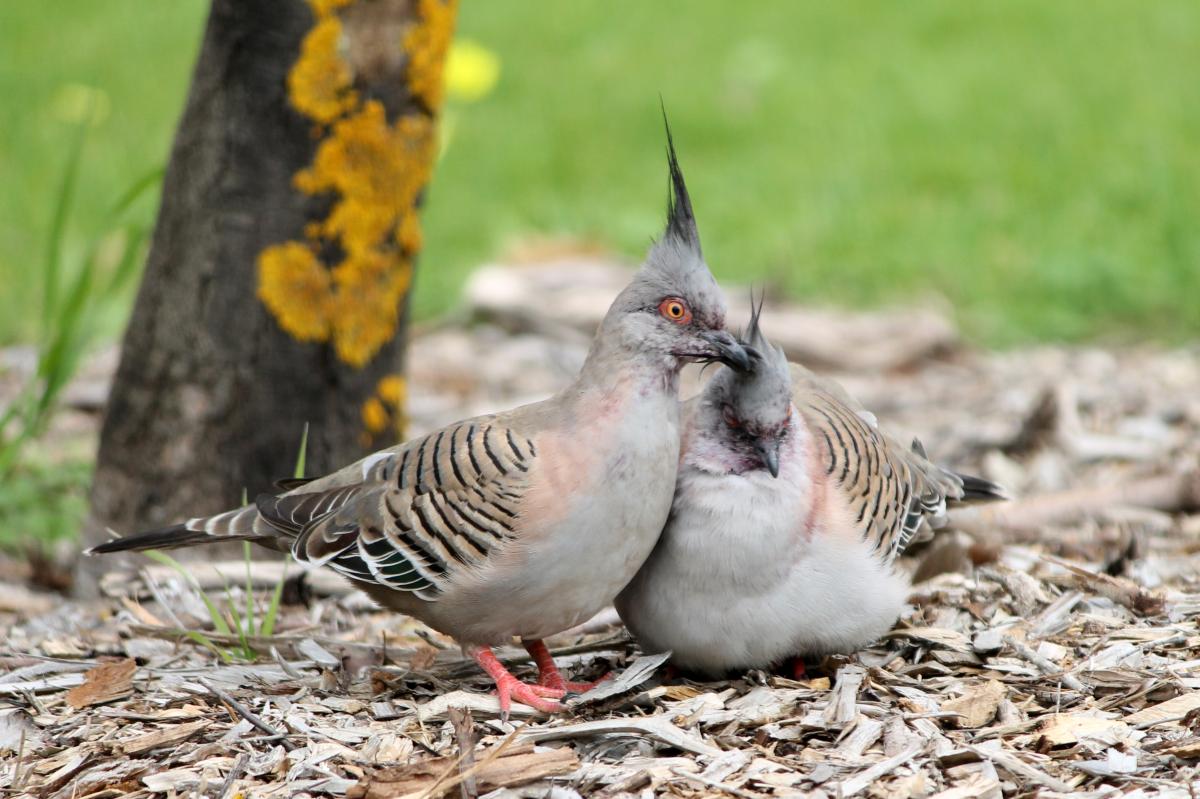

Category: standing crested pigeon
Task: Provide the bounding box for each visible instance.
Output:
[90,124,751,714]
[616,304,1004,676]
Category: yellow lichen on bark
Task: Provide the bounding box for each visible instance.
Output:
[308,0,352,15]
[404,0,458,111]
[287,11,358,125]
[257,242,332,341]
[361,374,408,444]
[256,0,456,371]
[295,103,435,259]
[329,249,413,367]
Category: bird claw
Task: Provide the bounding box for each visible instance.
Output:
[493,672,564,718]
[539,671,612,695]
[526,682,567,698]
[472,645,565,719]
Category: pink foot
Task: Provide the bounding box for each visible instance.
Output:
[523,639,611,695]
[542,672,611,694]
[471,646,563,719]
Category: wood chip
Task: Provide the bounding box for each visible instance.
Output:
[518,715,721,757]
[1038,714,1130,746]
[824,665,866,725]
[884,627,972,653]
[121,719,211,755]
[566,650,670,707]
[348,746,579,799]
[965,744,1074,793]
[1124,692,1200,728]
[837,744,923,797]
[12,299,1200,797]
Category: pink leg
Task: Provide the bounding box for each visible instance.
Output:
[523,639,611,694]
[470,646,563,719]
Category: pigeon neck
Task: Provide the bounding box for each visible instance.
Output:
[573,326,680,399]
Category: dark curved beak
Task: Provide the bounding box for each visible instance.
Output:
[757,438,781,478]
[698,329,753,372]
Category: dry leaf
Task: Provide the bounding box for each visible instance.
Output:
[408,645,439,671]
[65,658,136,709]
[942,680,1006,728]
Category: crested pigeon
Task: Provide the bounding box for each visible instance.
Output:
[89,124,751,715]
[615,304,1005,676]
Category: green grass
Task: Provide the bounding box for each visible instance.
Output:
[0,458,90,549]
[2,1,1199,349]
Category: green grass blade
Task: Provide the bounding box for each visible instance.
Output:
[259,556,289,638]
[34,250,97,423]
[294,422,310,479]
[105,165,164,221]
[243,541,256,639]
[102,223,150,298]
[219,571,243,637]
[42,106,91,334]
[144,549,233,636]
[184,631,232,664]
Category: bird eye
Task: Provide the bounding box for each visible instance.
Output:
[657,297,692,324]
[722,405,740,428]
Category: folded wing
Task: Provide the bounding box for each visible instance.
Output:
[791,364,1003,564]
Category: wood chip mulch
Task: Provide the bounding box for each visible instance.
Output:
[4,261,1200,797]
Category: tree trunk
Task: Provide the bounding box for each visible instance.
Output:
[78,0,457,594]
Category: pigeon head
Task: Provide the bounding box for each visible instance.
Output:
[699,300,793,477]
[602,116,750,375]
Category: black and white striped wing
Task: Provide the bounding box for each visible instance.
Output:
[796,377,962,566]
[258,417,537,599]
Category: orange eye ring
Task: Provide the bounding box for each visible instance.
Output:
[658,297,692,324]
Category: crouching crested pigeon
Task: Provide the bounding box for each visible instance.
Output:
[90,122,751,715]
[616,304,1005,676]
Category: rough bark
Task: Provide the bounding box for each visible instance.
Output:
[78,0,453,593]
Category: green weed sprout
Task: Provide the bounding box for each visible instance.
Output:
[142,423,309,661]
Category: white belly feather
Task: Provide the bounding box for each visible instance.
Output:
[617,430,909,674]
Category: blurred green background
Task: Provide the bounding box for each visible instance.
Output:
[3,0,1198,349]
[0,1,1198,546]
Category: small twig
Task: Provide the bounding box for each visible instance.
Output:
[1134,712,1196,731]
[1005,637,1087,693]
[199,677,296,751]
[902,710,965,721]
[416,726,523,799]
[240,733,294,744]
[971,718,1042,742]
[219,753,248,799]
[11,728,26,791]
[965,744,1074,793]
[1137,632,1189,650]
[21,688,46,716]
[670,766,764,799]
[837,744,923,797]
[448,707,478,799]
